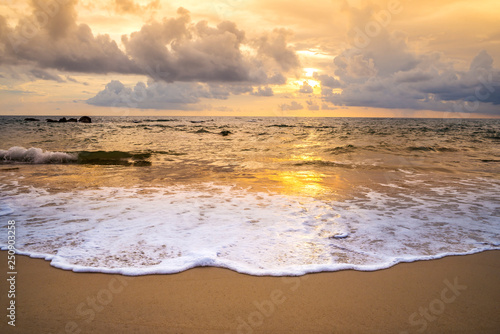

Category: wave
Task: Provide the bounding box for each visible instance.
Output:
[325,145,357,154]
[407,146,459,152]
[293,160,354,168]
[0,147,187,166]
[1,181,498,276]
[0,147,77,164]
[143,119,178,122]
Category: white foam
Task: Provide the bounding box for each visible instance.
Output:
[0,146,76,164]
[1,181,499,276]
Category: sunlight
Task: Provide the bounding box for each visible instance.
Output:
[268,170,327,197]
[294,79,320,87]
[303,68,320,77]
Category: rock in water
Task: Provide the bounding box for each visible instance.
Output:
[220,130,232,136]
[59,117,68,123]
[24,118,40,121]
[68,118,78,122]
[78,116,92,123]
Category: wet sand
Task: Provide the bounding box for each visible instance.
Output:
[1,250,499,333]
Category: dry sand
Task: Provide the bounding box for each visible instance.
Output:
[1,250,499,333]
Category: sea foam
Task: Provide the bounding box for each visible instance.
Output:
[0,146,76,164]
[1,181,499,276]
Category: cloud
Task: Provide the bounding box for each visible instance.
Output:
[87,79,241,110]
[321,7,500,115]
[298,81,313,94]
[251,86,274,96]
[328,48,500,113]
[1,0,140,75]
[306,99,319,110]
[313,72,342,88]
[0,4,299,86]
[29,69,65,82]
[0,89,39,95]
[121,8,254,82]
[279,101,303,111]
[321,103,337,110]
[267,72,287,85]
[252,28,300,72]
[114,0,160,14]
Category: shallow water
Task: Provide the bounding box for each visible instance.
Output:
[1,116,499,275]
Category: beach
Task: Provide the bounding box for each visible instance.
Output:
[1,250,499,333]
[2,0,500,332]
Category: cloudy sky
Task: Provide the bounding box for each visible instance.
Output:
[0,0,499,117]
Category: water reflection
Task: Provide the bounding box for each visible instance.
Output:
[268,170,327,197]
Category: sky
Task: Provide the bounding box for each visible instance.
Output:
[0,0,499,117]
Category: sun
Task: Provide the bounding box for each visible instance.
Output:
[303,68,320,77]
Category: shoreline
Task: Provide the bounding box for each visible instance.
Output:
[1,250,500,333]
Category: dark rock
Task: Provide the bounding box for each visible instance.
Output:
[220,130,232,136]
[78,116,92,123]
[46,119,58,123]
[195,128,210,133]
[24,118,40,121]
[68,118,78,122]
[59,117,68,123]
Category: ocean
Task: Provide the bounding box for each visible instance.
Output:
[0,116,499,275]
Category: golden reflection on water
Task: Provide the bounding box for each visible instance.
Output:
[240,150,354,199]
[290,154,322,162]
[267,170,328,197]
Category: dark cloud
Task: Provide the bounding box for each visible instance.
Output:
[267,72,287,85]
[0,4,298,86]
[313,72,342,88]
[393,69,434,84]
[322,8,500,115]
[121,9,267,83]
[1,0,140,75]
[327,48,500,113]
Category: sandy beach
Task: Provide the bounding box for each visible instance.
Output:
[1,250,499,333]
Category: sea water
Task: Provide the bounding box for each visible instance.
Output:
[0,116,499,275]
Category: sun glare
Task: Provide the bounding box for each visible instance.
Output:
[303,68,319,77]
[268,171,327,197]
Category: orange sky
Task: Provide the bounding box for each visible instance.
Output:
[0,0,499,117]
